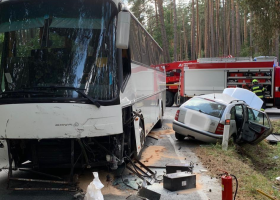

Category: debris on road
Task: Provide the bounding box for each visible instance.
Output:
[137,187,161,200]
[166,162,194,174]
[73,192,85,199]
[147,136,159,140]
[163,172,196,191]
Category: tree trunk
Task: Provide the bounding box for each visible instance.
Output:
[210,0,215,57]
[183,14,188,60]
[227,1,231,55]
[249,13,253,57]
[235,1,241,56]
[204,0,209,57]
[179,32,182,60]
[244,8,247,46]
[275,30,279,61]
[173,0,178,61]
[216,0,220,56]
[196,0,199,58]
[231,0,235,56]
[223,0,227,56]
[157,0,171,62]
[253,13,258,55]
[191,0,196,60]
[155,0,159,28]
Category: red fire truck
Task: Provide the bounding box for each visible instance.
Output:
[165,57,280,108]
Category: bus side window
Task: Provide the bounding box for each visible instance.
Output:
[121,49,131,91]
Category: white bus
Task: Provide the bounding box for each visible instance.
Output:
[0,0,165,173]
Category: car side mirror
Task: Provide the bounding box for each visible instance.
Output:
[116,11,131,49]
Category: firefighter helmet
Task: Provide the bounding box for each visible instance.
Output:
[252,79,258,83]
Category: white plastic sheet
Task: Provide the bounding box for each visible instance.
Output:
[84,172,104,200]
[223,88,263,110]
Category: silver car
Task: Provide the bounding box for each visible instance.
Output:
[173,93,273,144]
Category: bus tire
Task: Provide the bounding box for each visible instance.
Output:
[166,91,174,107]
[154,119,162,128]
[175,132,185,141]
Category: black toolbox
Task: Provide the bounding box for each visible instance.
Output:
[166,163,194,174]
[163,172,196,191]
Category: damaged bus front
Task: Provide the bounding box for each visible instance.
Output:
[0,0,133,171]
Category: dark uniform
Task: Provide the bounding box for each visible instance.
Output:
[250,82,266,111]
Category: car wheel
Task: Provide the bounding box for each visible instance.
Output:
[166,91,174,107]
[175,132,185,141]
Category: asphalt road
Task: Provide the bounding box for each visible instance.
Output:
[0,106,223,200]
[1,106,279,200]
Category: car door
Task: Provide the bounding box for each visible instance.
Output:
[241,107,273,145]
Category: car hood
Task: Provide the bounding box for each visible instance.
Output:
[223,88,263,110]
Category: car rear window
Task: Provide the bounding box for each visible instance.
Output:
[184,97,226,118]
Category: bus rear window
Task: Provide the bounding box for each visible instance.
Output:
[184,98,226,118]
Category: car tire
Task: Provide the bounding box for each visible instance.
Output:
[175,132,185,141]
[166,91,174,107]
[154,119,162,128]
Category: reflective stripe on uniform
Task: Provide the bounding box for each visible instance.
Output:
[261,108,265,111]
[258,95,264,98]
[252,86,260,90]
[253,90,263,93]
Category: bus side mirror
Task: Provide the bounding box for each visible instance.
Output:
[116,11,131,49]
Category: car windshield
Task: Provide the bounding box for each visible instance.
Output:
[0,0,118,101]
[184,97,226,118]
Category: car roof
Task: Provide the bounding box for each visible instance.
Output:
[196,93,238,105]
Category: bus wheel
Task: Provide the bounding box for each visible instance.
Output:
[166,91,174,107]
[154,119,162,128]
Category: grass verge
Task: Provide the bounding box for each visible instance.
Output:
[271,120,280,134]
[195,140,280,199]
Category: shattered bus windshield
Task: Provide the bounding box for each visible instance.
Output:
[0,0,118,101]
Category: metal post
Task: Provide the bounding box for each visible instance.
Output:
[222,114,231,151]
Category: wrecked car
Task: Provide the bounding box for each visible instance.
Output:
[173,88,273,144]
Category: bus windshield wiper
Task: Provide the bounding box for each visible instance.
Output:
[0,90,51,95]
[26,86,101,108]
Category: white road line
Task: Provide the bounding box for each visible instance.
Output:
[166,135,186,164]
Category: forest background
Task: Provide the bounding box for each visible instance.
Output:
[128,0,280,63]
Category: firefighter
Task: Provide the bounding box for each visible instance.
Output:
[250,79,266,111]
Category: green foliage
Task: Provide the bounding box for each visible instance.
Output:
[198,140,280,199]
[241,0,279,55]
[128,0,278,61]
[240,45,251,57]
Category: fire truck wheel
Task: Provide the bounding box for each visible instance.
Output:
[166,91,174,107]
[175,132,185,141]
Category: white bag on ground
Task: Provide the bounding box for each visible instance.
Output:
[84,172,104,200]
